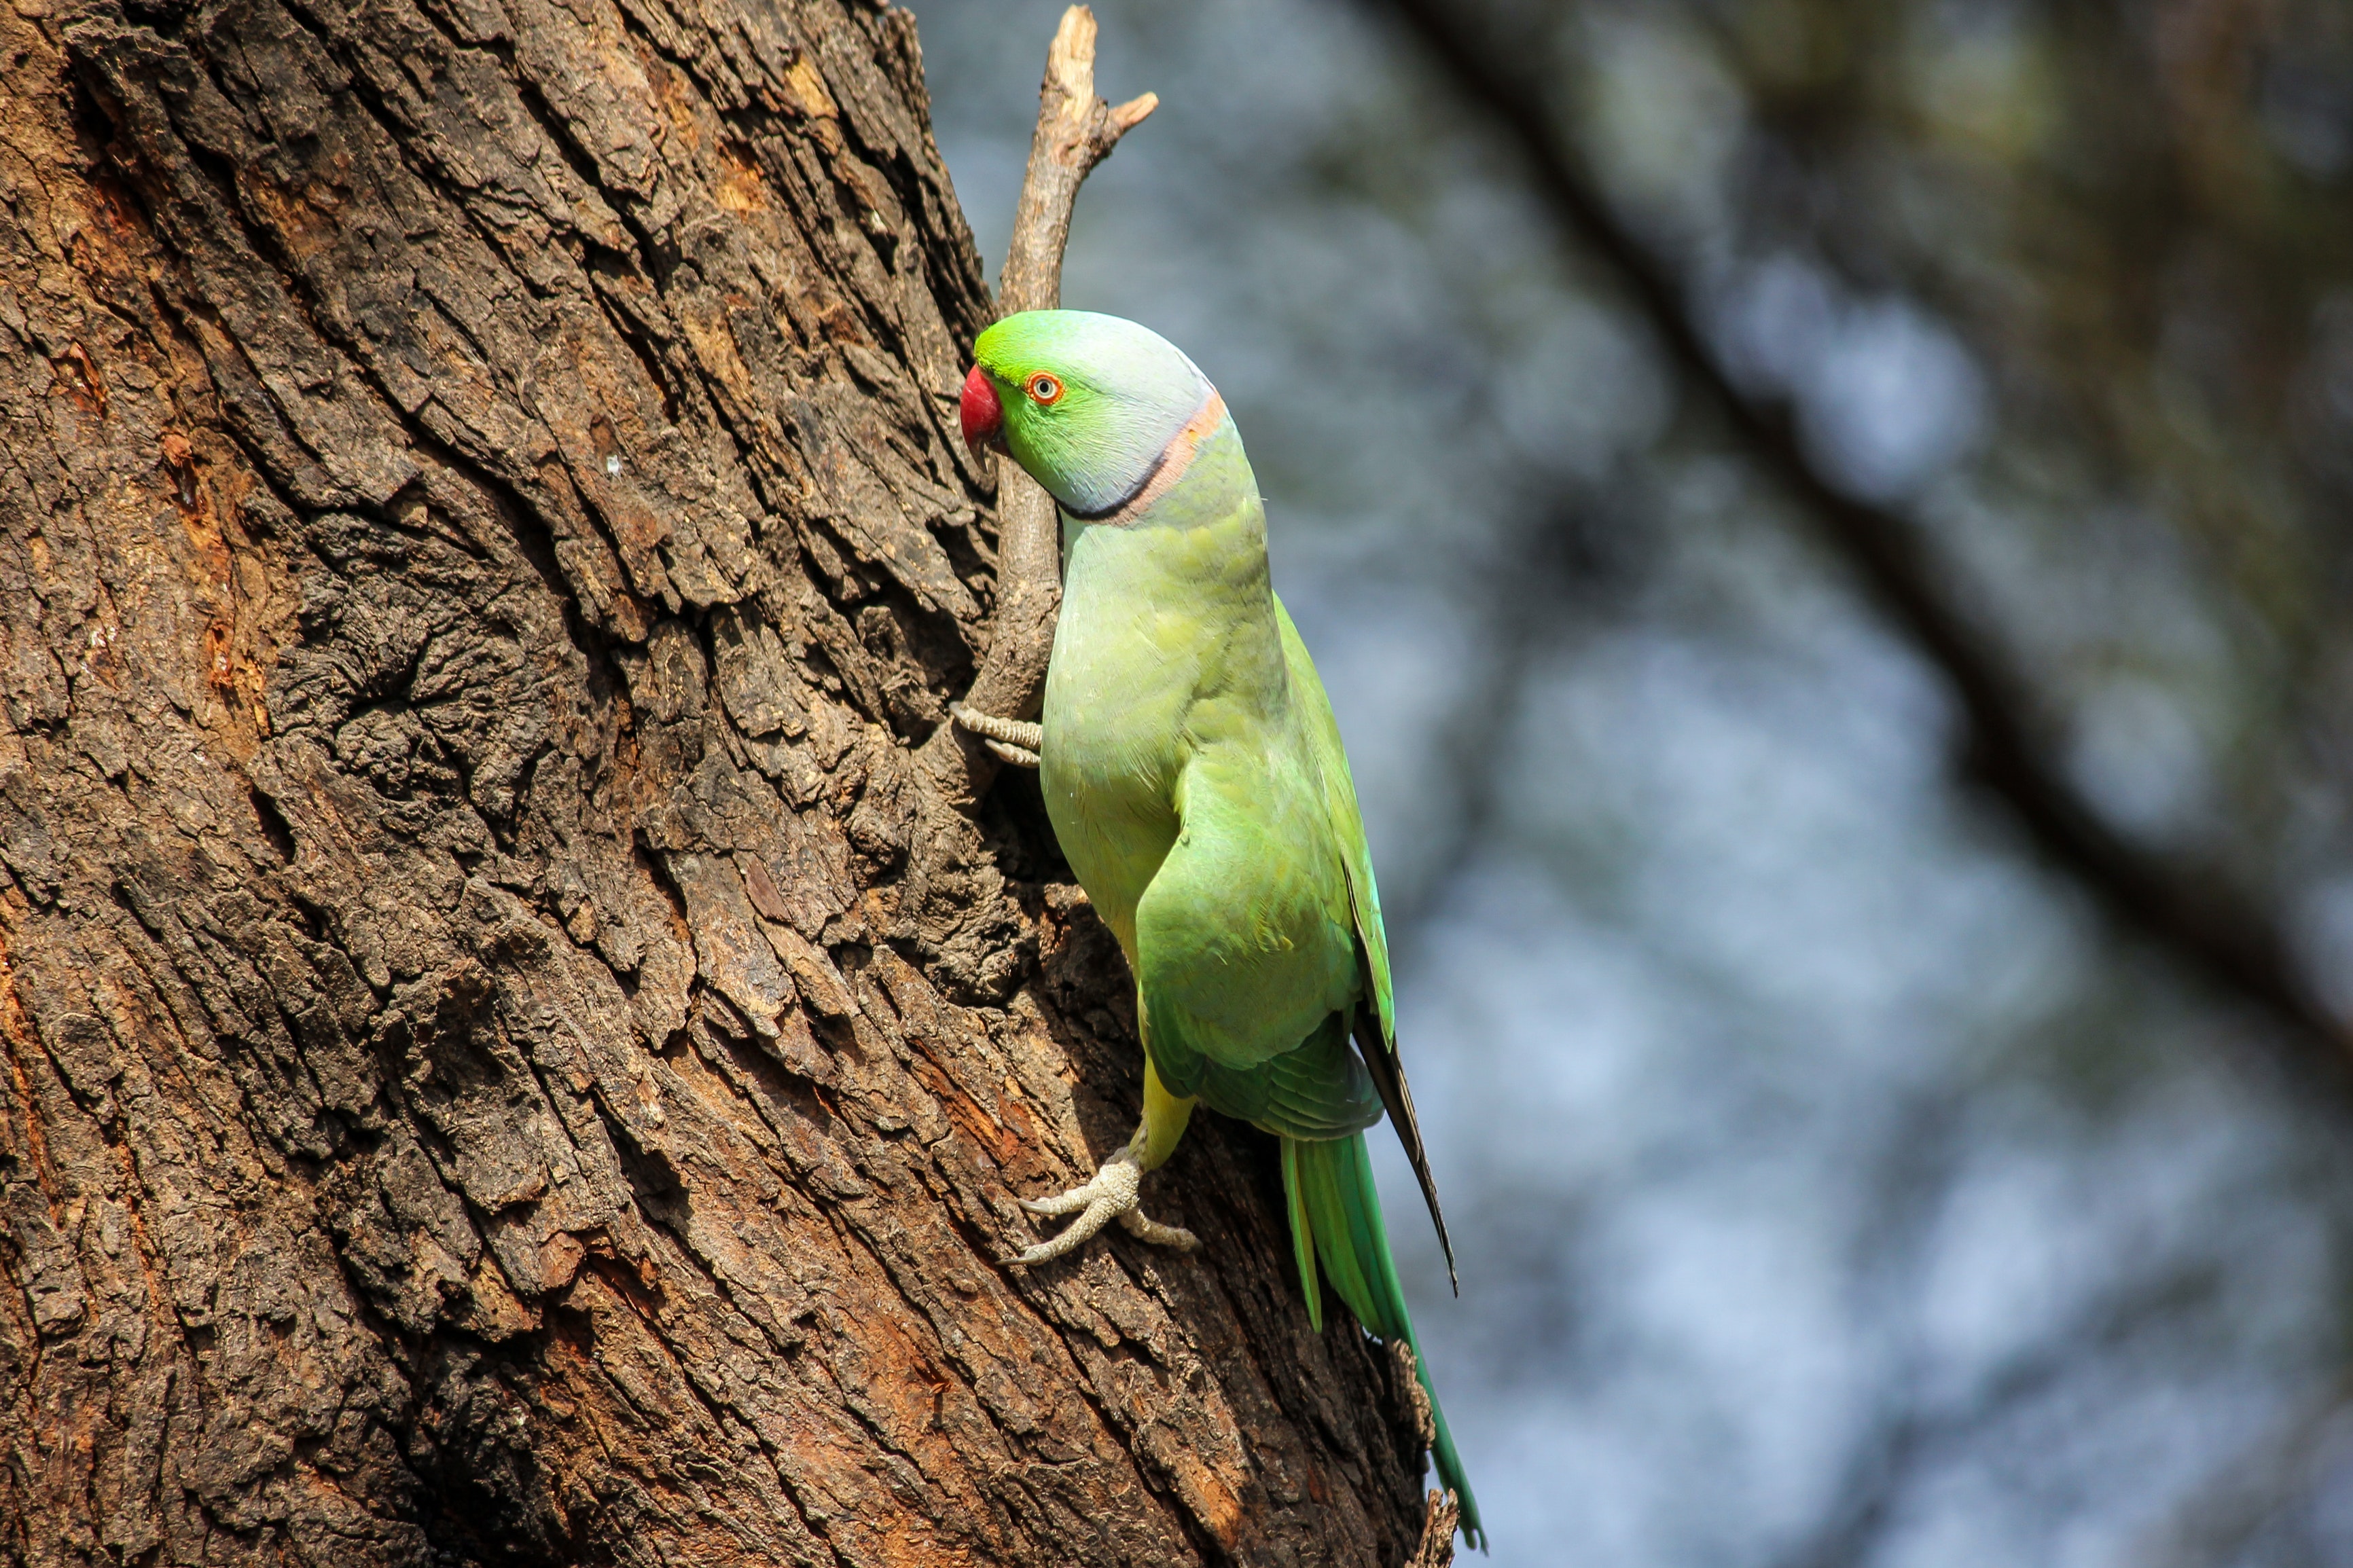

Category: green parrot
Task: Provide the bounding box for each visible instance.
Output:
[956,309,1481,1547]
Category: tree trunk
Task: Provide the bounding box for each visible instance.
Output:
[0,1,1431,1563]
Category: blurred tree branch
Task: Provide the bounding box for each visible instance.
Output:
[1772,1255,2219,1568]
[1384,498,1591,946]
[1365,0,2353,1089]
[2144,1376,2353,1568]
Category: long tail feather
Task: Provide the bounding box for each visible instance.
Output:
[1281,1137,1324,1332]
[1282,1133,1484,1550]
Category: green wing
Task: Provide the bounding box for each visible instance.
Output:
[1272,596,1456,1283]
[1190,1010,1382,1139]
[1132,736,1378,1137]
[1273,598,1395,1039]
[1128,595,1455,1273]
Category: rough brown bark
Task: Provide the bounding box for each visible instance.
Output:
[0,1,1433,1563]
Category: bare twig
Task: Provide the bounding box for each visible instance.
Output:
[1367,0,2353,1087]
[919,6,1154,812]
[999,10,1158,316]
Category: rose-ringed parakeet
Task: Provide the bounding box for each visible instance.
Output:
[956,310,1482,1547]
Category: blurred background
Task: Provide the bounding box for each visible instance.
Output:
[909,1,2353,1562]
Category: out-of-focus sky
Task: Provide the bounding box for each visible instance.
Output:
[908,2,2353,1563]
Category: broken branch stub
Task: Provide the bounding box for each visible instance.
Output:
[918,4,1154,813]
[1407,1492,1462,1568]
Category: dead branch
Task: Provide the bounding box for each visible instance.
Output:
[1369,0,2353,1090]
[918,5,1154,812]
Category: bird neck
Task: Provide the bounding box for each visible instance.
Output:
[1066,396,1248,523]
[1058,403,1261,568]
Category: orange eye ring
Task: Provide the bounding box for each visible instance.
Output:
[1026,373,1064,405]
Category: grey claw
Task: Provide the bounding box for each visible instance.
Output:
[1021,1189,1090,1217]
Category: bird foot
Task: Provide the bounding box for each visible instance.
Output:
[1012,1152,1198,1265]
[950,703,1041,768]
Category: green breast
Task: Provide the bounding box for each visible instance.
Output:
[1037,418,1277,955]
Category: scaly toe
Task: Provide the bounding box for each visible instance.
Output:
[1020,1186,1095,1218]
[1116,1207,1198,1250]
[1012,1197,1120,1266]
[1011,1156,1149,1266]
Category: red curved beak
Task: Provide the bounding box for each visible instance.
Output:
[960,365,1004,456]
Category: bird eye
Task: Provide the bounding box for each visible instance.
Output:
[1027,373,1063,405]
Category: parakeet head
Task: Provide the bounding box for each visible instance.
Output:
[961,310,1215,517]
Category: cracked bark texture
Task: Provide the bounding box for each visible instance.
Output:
[0,0,1433,1563]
